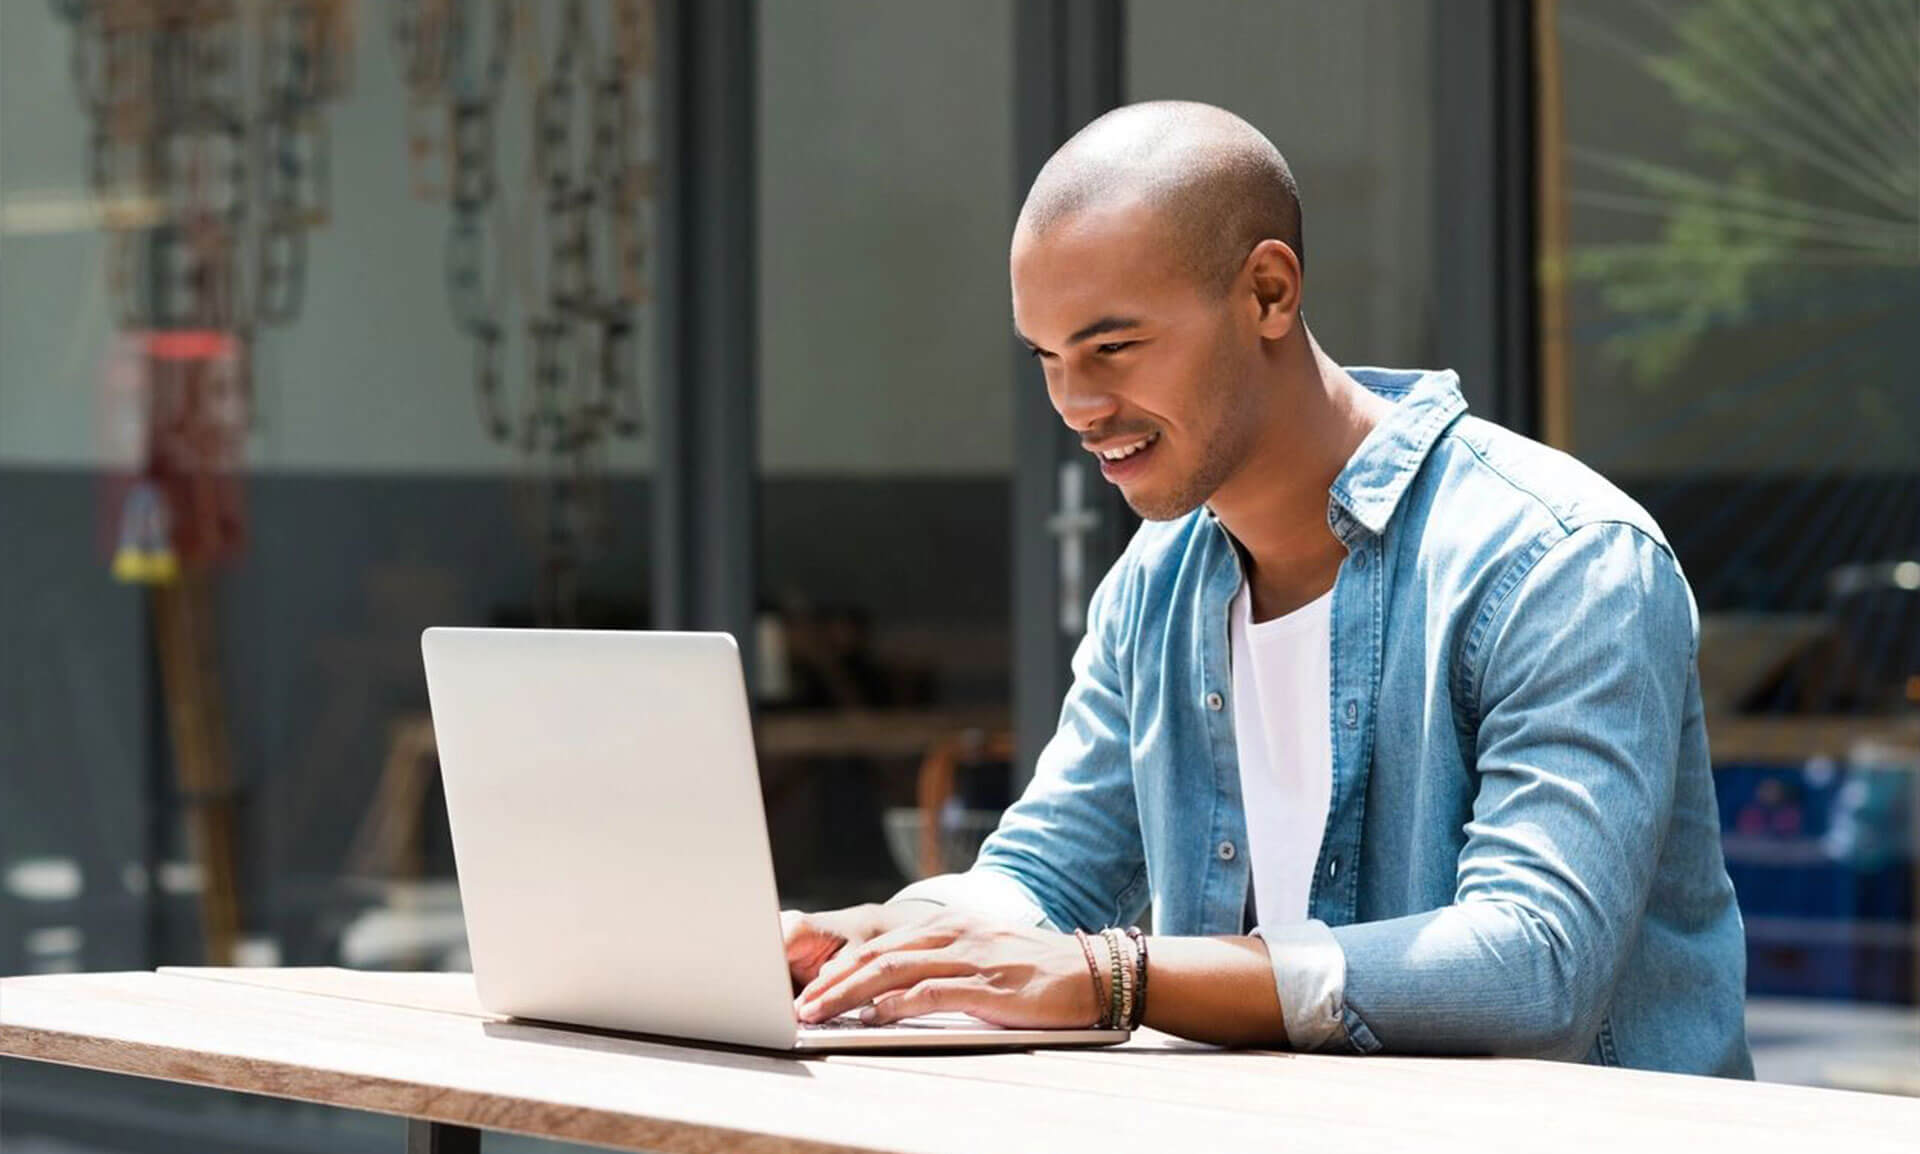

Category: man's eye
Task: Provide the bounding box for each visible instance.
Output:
[1095,341,1135,355]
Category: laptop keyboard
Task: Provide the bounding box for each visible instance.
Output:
[800,1011,997,1032]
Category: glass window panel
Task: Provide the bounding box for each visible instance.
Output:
[1546,0,1918,1013]
[756,0,1017,906]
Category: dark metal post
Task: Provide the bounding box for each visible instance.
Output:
[406,1119,483,1153]
[1431,0,1539,435]
[1491,0,1541,439]
[1010,0,1132,786]
[652,0,759,687]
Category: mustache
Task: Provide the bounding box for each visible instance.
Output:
[1080,426,1159,450]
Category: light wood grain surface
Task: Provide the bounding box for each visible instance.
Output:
[2,967,1915,1153]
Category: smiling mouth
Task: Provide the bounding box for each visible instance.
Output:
[1093,431,1159,461]
[1093,431,1161,482]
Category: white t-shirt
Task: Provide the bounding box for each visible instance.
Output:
[1229,581,1335,929]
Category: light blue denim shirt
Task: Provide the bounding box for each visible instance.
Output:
[899,367,1754,1078]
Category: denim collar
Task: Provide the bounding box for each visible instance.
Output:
[1326,367,1469,540]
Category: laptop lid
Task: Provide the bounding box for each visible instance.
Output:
[422,627,801,1051]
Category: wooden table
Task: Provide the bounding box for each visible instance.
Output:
[2,967,1915,1153]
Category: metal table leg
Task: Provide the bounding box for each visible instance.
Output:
[408,1118,482,1153]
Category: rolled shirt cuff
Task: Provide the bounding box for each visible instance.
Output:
[891,868,1054,928]
[1250,918,1349,1051]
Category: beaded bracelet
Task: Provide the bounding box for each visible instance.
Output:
[1101,927,1131,1031]
[1123,926,1149,1029]
[1073,929,1108,1027]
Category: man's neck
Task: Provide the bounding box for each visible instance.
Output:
[1208,342,1393,623]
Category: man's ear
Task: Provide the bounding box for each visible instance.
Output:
[1244,239,1301,341]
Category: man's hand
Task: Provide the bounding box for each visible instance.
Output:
[789,909,1102,1028]
[781,901,945,990]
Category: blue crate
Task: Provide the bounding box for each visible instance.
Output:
[1715,761,1914,1004]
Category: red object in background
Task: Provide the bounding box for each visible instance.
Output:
[97,330,250,578]
[146,329,240,363]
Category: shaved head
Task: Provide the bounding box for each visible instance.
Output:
[1016,101,1303,295]
[1010,102,1313,523]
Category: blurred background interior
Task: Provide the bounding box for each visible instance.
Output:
[1,1,1915,1150]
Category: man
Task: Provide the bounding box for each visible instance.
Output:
[784,101,1752,1077]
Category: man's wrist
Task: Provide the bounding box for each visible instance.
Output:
[881,897,946,928]
[894,870,1054,928]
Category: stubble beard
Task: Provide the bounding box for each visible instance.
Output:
[1121,362,1265,523]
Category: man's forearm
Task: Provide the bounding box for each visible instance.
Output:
[1140,935,1290,1048]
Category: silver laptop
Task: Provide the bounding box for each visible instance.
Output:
[421,627,1128,1052]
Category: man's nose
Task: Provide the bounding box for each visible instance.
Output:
[1049,373,1119,433]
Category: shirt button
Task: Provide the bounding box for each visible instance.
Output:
[1343,699,1360,728]
[1204,691,1225,712]
[1327,857,1340,880]
[1217,841,1237,862]
[1352,550,1368,570]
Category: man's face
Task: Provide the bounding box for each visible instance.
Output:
[1011,201,1266,521]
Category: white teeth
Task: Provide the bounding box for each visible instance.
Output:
[1101,433,1158,461]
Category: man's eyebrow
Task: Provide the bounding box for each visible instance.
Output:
[1013,315,1145,353]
